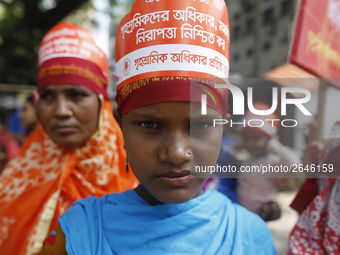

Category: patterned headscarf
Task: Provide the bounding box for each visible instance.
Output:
[289,121,340,254]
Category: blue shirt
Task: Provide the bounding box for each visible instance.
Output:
[59,189,277,255]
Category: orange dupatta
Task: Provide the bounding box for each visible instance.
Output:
[0,99,138,255]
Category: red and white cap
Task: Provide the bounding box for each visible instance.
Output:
[115,0,230,113]
[38,22,109,98]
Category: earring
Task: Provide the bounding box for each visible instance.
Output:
[125,156,129,173]
[98,94,104,103]
[68,110,73,116]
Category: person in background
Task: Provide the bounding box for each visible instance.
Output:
[110,98,120,123]
[38,1,277,254]
[236,102,301,221]
[0,22,138,255]
[0,124,20,174]
[0,144,6,172]
[20,95,38,137]
[289,121,340,254]
[202,137,240,203]
[215,137,240,203]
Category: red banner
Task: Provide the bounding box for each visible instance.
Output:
[290,0,340,88]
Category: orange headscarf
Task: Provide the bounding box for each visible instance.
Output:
[0,22,138,255]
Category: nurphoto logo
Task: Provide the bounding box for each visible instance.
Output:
[199,82,312,128]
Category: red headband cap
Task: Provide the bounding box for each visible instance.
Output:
[38,22,109,98]
[115,0,230,114]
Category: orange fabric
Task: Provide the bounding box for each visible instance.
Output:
[0,100,138,255]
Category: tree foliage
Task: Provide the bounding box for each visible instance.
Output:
[0,0,92,85]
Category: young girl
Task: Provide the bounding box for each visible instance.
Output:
[38,1,277,254]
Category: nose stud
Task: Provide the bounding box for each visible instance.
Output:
[68,110,73,117]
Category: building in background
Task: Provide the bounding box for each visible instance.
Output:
[226,0,296,77]
[225,0,298,148]
[108,0,134,98]
[226,0,340,150]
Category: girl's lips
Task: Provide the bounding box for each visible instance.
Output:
[155,171,191,186]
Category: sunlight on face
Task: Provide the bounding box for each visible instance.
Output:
[121,101,224,205]
[37,84,100,150]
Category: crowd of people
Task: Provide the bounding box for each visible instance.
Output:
[0,0,339,254]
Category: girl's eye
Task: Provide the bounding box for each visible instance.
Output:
[191,122,211,130]
[70,93,86,99]
[140,121,158,129]
[39,93,53,101]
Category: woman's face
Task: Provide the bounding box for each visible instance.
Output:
[37,84,100,150]
[121,101,224,205]
[243,136,269,157]
[19,100,36,128]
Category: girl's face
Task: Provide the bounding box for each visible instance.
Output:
[121,101,224,205]
[37,84,100,150]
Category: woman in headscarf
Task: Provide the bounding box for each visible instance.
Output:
[39,1,277,254]
[20,95,38,137]
[236,102,301,221]
[289,121,340,254]
[0,22,138,255]
[0,124,20,174]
